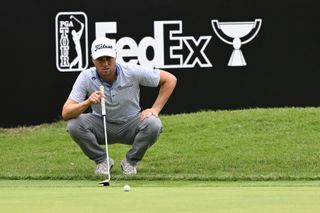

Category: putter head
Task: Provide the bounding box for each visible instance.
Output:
[99,179,110,186]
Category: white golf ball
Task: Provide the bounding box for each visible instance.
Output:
[123,184,131,192]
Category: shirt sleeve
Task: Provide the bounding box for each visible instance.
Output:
[68,72,88,103]
[132,64,160,87]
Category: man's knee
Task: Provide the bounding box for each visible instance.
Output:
[143,116,162,136]
[66,117,82,136]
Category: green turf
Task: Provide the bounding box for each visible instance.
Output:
[1,180,320,213]
[2,108,320,211]
[1,107,320,181]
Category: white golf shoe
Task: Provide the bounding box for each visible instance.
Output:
[95,158,114,176]
[121,158,137,175]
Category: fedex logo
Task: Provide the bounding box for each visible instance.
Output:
[95,21,212,69]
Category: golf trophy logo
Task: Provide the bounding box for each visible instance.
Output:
[55,12,88,72]
[211,19,262,66]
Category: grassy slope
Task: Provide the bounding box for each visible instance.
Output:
[0,107,320,180]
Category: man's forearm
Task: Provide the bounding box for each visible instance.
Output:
[151,74,177,115]
[62,99,91,121]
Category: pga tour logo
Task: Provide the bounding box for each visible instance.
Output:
[55,11,261,72]
[55,12,88,72]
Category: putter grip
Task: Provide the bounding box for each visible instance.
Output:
[100,86,106,116]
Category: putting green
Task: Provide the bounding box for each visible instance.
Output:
[1,180,320,213]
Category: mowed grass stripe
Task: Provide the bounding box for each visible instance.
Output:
[1,181,320,213]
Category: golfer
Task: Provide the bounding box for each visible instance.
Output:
[62,37,177,176]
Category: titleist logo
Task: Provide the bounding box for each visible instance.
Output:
[95,44,113,51]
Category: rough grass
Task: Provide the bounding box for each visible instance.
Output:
[1,107,320,181]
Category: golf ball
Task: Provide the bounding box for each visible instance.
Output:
[123,184,131,192]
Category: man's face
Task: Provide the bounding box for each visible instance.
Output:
[92,56,116,79]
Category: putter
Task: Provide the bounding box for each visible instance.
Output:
[98,85,111,186]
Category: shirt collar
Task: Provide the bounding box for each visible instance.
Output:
[95,65,119,88]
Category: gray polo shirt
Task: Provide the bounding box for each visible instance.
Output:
[68,63,160,123]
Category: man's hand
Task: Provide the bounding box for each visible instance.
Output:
[140,108,158,121]
[88,90,104,104]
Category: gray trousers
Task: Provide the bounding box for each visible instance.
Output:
[66,113,162,166]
